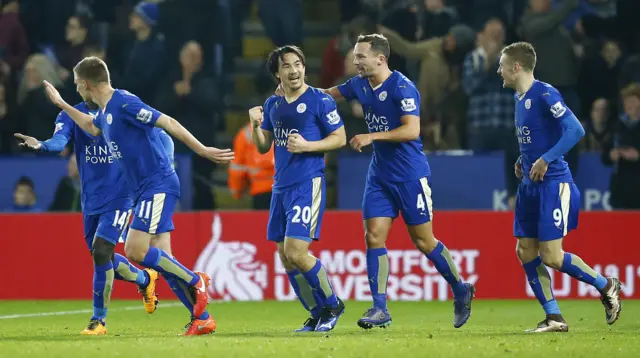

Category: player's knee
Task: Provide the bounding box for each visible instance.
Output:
[92,237,116,266]
[411,234,438,254]
[539,248,564,270]
[283,246,307,268]
[364,230,386,249]
[124,242,148,263]
[277,248,296,271]
[515,239,538,263]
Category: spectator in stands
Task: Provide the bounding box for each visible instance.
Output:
[602,84,640,209]
[320,15,375,90]
[0,82,18,154]
[155,40,218,210]
[518,0,581,176]
[5,176,40,213]
[49,154,81,212]
[123,1,166,103]
[619,54,640,90]
[0,0,29,78]
[258,0,303,48]
[418,0,458,40]
[228,124,275,209]
[578,39,623,113]
[462,18,518,208]
[378,23,475,118]
[55,15,92,74]
[584,98,612,152]
[16,54,65,143]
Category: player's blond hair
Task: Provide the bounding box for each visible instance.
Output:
[501,42,537,72]
[73,56,110,84]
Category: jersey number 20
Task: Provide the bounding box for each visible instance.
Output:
[292,205,312,224]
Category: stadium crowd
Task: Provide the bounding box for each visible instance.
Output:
[1,0,639,211]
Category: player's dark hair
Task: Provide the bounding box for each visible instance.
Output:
[356,34,391,60]
[265,45,306,83]
[621,83,640,100]
[501,42,537,72]
[73,56,110,84]
[15,176,34,190]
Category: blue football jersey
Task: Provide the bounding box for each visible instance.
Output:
[261,87,344,191]
[51,103,132,214]
[514,80,574,185]
[337,71,430,182]
[93,89,179,198]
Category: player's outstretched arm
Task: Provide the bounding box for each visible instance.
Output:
[42,81,100,136]
[155,114,234,164]
[248,106,273,154]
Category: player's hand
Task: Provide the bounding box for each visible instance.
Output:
[349,134,373,152]
[200,147,235,164]
[43,80,67,108]
[248,106,263,128]
[514,160,523,179]
[529,157,548,182]
[274,84,284,97]
[13,133,42,150]
[287,133,309,153]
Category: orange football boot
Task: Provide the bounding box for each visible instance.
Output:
[80,319,107,335]
[183,316,217,336]
[192,272,211,318]
[138,268,159,313]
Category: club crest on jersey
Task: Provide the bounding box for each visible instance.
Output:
[106,113,113,125]
[296,103,306,113]
[525,99,531,109]
[378,91,387,101]
[400,98,416,112]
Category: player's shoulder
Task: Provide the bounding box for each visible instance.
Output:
[390,71,418,94]
[532,80,561,99]
[308,86,336,104]
[263,94,281,110]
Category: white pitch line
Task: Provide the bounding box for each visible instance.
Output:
[0,302,184,320]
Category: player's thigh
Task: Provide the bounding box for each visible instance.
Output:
[275,241,296,271]
[538,182,580,243]
[95,208,133,247]
[267,190,287,243]
[284,177,326,242]
[362,174,398,223]
[513,183,540,240]
[538,238,565,268]
[130,192,178,235]
[283,236,313,270]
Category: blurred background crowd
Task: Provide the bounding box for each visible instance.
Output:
[1,0,639,213]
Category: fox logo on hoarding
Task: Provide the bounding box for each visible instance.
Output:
[194,214,268,301]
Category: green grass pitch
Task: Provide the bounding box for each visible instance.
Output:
[0,300,637,357]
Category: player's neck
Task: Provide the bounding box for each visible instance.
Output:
[368,68,393,88]
[93,86,116,109]
[283,83,308,103]
[515,74,535,95]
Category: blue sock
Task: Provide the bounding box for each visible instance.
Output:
[141,247,199,286]
[92,262,115,321]
[302,259,339,308]
[112,253,149,287]
[425,241,466,297]
[523,256,561,315]
[560,252,608,291]
[163,273,210,320]
[366,248,389,311]
[287,269,322,318]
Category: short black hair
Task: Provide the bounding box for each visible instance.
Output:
[15,176,34,190]
[356,34,391,60]
[265,45,306,82]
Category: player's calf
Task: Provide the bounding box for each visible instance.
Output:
[90,237,116,325]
